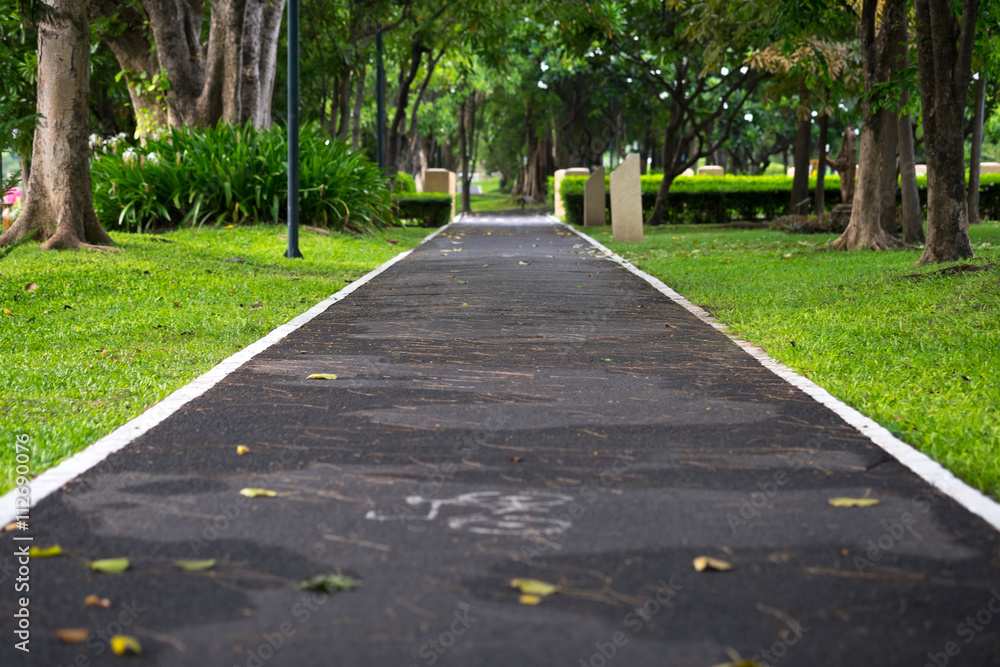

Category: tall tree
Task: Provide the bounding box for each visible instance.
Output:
[830,0,905,251]
[90,0,285,133]
[0,0,113,250]
[913,0,979,263]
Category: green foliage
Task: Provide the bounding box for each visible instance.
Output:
[91,123,396,234]
[393,193,452,227]
[393,172,417,193]
[560,173,1000,225]
[560,174,843,224]
[0,225,428,493]
[606,222,1000,498]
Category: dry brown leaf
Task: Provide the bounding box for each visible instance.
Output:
[85,595,112,609]
[54,628,90,644]
[25,283,38,292]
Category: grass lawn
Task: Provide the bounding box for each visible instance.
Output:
[594,221,1000,499]
[0,225,427,493]
[468,175,549,214]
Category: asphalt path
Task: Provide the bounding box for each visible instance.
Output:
[3,217,1000,667]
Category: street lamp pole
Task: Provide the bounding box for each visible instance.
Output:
[285,0,303,259]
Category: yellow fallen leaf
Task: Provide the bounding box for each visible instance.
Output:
[3,308,17,316]
[519,594,542,605]
[54,628,90,644]
[510,578,560,597]
[223,225,234,229]
[236,445,250,455]
[693,556,733,572]
[85,595,112,609]
[29,545,62,558]
[828,497,880,507]
[91,558,130,573]
[174,558,216,571]
[110,635,142,656]
[307,373,338,380]
[239,488,288,498]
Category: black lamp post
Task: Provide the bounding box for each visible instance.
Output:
[285,0,303,259]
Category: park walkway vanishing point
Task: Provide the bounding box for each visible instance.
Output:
[3,215,1000,667]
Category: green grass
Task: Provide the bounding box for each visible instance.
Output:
[468,176,549,214]
[0,225,428,493]
[596,222,1000,499]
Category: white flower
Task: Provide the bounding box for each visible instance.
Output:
[146,152,160,166]
[122,147,138,164]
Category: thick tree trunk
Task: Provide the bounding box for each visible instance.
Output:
[815,113,829,216]
[830,0,904,251]
[93,0,283,132]
[0,0,113,250]
[877,108,899,234]
[968,73,986,224]
[790,87,812,216]
[914,0,978,264]
[898,97,924,244]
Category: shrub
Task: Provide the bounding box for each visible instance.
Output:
[91,123,395,234]
[393,193,452,227]
[394,172,417,193]
[560,172,1000,225]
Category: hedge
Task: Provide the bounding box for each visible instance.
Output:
[559,173,1000,225]
[393,193,452,227]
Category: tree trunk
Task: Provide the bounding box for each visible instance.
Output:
[830,0,904,251]
[968,73,986,224]
[815,113,829,216]
[352,65,366,151]
[898,95,924,244]
[877,107,899,234]
[0,0,113,250]
[790,85,812,215]
[459,96,470,214]
[92,0,283,133]
[914,0,978,264]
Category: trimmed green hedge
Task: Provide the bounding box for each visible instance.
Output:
[394,193,452,227]
[394,172,417,193]
[560,173,1000,225]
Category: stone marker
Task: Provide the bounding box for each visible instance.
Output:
[583,166,606,227]
[424,169,457,219]
[610,153,643,243]
[698,165,724,176]
[682,168,695,177]
[981,162,1000,175]
[554,167,590,220]
[914,164,927,176]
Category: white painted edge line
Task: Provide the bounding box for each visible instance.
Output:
[0,226,449,526]
[563,217,1000,533]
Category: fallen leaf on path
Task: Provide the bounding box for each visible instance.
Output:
[519,594,542,605]
[91,558,130,573]
[510,578,560,597]
[457,280,468,284]
[29,545,62,558]
[236,445,250,455]
[110,635,142,655]
[307,374,338,380]
[519,261,530,265]
[828,498,880,507]
[693,556,732,572]
[54,628,89,644]
[509,457,524,463]
[85,595,112,609]
[174,559,216,571]
[664,324,674,328]
[239,488,288,498]
[297,574,359,593]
